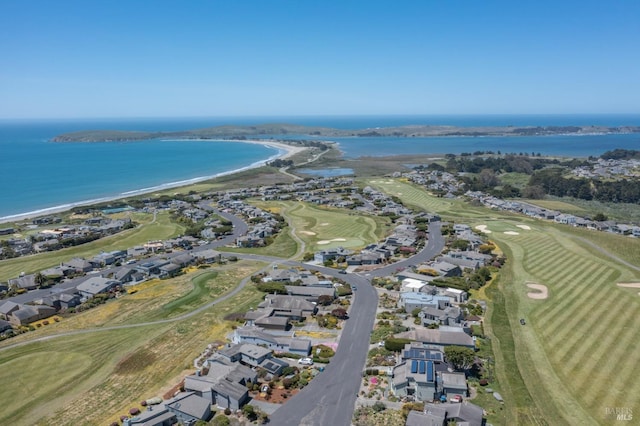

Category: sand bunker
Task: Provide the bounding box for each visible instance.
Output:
[617,283,640,296]
[300,231,316,235]
[475,225,492,234]
[317,238,347,245]
[320,223,329,226]
[516,225,531,230]
[617,283,640,288]
[504,231,520,235]
[526,282,548,299]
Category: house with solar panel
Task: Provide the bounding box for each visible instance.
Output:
[391,359,438,401]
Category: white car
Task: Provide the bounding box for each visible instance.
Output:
[298,357,314,365]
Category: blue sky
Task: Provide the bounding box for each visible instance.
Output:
[1,0,639,118]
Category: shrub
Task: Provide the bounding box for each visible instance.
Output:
[224,407,231,416]
[129,408,140,416]
[42,320,49,325]
[479,379,488,386]
[384,337,411,352]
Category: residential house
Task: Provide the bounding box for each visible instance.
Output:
[395,329,475,350]
[428,261,462,277]
[193,248,222,264]
[185,357,256,410]
[125,407,176,426]
[314,247,353,263]
[217,343,272,367]
[136,259,170,276]
[164,392,211,424]
[159,263,182,278]
[391,359,437,401]
[8,304,56,326]
[406,401,484,426]
[62,257,94,273]
[256,294,317,321]
[420,306,463,327]
[399,292,451,313]
[8,274,38,291]
[0,301,20,320]
[401,343,444,364]
[232,326,311,356]
[441,372,468,398]
[76,276,120,299]
[284,285,336,301]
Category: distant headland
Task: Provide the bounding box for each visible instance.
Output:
[52,123,640,142]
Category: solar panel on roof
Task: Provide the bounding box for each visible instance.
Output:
[411,360,418,374]
[427,361,434,382]
[418,360,426,374]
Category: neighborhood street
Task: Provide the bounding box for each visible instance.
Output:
[268,222,445,426]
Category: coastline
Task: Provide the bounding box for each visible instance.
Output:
[0,139,307,224]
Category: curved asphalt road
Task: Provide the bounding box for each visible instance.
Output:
[268,222,445,426]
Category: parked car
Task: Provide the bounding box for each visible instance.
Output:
[338,269,347,274]
[352,285,357,291]
[298,357,314,365]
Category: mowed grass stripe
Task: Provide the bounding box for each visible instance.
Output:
[611,332,640,414]
[521,234,561,267]
[529,258,598,324]
[553,287,624,371]
[534,263,611,333]
[571,300,639,395]
[528,250,588,286]
[583,316,640,411]
[537,266,613,342]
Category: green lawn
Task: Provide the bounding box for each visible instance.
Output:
[0,212,184,281]
[258,200,391,254]
[374,179,640,425]
[0,262,266,426]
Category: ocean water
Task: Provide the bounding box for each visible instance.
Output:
[1,115,639,219]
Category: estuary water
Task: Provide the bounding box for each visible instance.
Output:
[1,115,639,220]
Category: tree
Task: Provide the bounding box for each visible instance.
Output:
[331,307,348,319]
[317,295,334,306]
[451,239,469,250]
[34,272,47,288]
[444,345,476,370]
[384,337,411,352]
[212,415,230,426]
[242,404,257,421]
[593,212,608,222]
[521,185,546,199]
[479,168,500,187]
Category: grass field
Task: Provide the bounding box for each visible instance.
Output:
[0,261,266,425]
[0,211,184,281]
[254,200,391,254]
[372,179,640,425]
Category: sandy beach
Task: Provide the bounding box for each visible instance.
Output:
[0,139,308,224]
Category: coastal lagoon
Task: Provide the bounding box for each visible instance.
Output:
[1,115,639,219]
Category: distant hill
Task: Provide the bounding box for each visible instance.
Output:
[52,123,640,142]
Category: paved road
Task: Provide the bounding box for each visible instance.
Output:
[268,273,376,426]
[268,221,445,426]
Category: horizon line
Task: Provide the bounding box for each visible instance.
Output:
[2,112,640,121]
